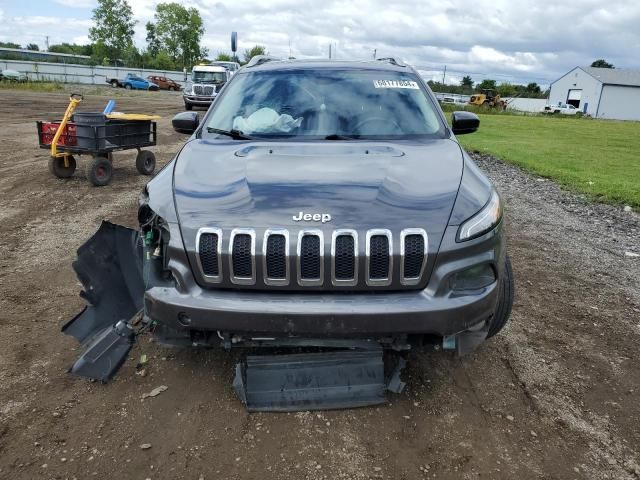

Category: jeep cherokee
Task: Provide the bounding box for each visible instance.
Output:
[64,58,514,398]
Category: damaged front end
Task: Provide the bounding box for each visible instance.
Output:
[63,181,174,382]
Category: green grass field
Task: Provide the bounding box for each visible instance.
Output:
[0,80,65,92]
[456,114,640,208]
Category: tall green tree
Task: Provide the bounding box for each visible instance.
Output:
[476,79,497,91]
[148,3,207,69]
[89,0,137,64]
[145,22,160,57]
[243,45,266,64]
[591,59,614,68]
[460,75,473,88]
[526,82,541,94]
[215,52,234,62]
[497,83,516,97]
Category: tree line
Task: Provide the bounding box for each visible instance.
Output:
[428,76,549,98]
[0,0,266,71]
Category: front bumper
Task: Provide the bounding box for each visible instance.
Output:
[145,281,497,337]
[145,223,505,339]
[183,94,216,105]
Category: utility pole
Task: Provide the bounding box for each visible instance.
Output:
[442,65,447,86]
[45,36,49,52]
[329,43,332,59]
[373,49,376,60]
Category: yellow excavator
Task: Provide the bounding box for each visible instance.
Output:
[468,89,507,110]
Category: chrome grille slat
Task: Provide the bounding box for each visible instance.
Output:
[195,227,222,284]
[263,229,290,286]
[297,230,324,286]
[331,229,358,286]
[365,229,393,286]
[229,228,256,285]
[400,228,428,285]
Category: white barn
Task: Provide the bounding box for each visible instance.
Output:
[549,67,640,121]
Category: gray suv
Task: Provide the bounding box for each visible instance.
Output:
[64,58,513,409]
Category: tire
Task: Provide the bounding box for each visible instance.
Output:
[86,156,113,186]
[48,155,76,178]
[124,84,132,90]
[135,150,156,175]
[487,256,515,338]
[110,80,119,88]
[168,86,175,91]
[185,102,193,111]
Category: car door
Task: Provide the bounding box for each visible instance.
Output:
[135,76,147,89]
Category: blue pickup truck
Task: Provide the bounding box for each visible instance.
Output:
[107,73,159,91]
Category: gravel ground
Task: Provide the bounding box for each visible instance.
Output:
[0,90,638,479]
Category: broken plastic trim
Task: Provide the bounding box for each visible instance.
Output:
[62,221,146,381]
[233,350,389,412]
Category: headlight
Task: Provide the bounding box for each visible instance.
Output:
[457,190,502,241]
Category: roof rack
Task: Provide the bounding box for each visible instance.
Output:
[245,55,281,68]
[376,57,405,67]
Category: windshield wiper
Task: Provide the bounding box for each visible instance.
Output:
[325,134,358,140]
[206,127,253,140]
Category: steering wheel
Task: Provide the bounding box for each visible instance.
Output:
[353,116,401,135]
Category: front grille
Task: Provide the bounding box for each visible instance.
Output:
[369,235,390,279]
[400,229,428,285]
[403,235,424,278]
[193,85,215,96]
[198,233,219,276]
[232,234,252,277]
[196,227,427,289]
[300,234,321,279]
[196,228,222,282]
[229,229,255,284]
[334,235,355,280]
[265,234,286,279]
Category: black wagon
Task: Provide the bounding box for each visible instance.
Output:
[37,96,158,186]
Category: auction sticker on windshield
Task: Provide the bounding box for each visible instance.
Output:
[373,79,419,89]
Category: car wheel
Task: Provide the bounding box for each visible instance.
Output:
[124,84,131,90]
[48,155,76,178]
[168,86,175,91]
[87,156,113,186]
[110,80,119,88]
[135,150,156,175]
[185,103,193,111]
[487,256,514,338]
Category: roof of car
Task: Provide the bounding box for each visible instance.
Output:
[243,58,410,73]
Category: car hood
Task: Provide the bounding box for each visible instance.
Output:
[173,139,463,252]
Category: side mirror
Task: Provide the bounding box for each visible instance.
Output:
[451,111,480,135]
[172,111,199,134]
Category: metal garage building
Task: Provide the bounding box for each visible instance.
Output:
[549,67,640,121]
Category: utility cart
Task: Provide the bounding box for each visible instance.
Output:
[37,94,158,186]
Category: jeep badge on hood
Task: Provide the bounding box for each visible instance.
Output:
[292,211,332,223]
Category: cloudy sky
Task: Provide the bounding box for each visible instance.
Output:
[1,0,639,87]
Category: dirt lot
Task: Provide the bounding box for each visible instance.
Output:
[0,90,638,480]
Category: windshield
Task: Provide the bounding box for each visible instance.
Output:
[204,69,445,139]
[192,71,226,83]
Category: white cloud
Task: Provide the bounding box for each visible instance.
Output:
[53,0,95,7]
[3,0,640,86]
